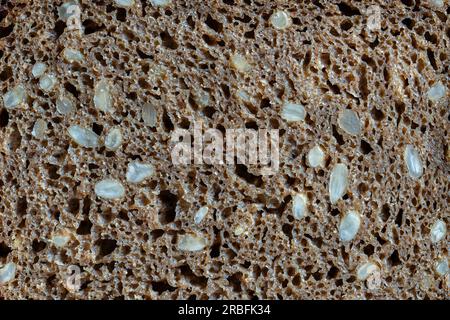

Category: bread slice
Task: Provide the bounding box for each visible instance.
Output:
[0,0,448,299]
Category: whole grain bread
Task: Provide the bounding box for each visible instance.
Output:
[0,0,448,299]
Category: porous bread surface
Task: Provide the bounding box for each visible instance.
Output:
[0,0,449,300]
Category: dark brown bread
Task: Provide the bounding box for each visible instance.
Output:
[0,0,448,299]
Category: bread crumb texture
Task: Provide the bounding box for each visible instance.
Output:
[0,0,448,299]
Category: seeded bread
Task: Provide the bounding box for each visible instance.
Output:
[0,0,449,299]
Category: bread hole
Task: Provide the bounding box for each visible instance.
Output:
[332,125,345,145]
[244,29,255,39]
[401,17,414,29]
[91,122,103,135]
[327,80,341,95]
[0,108,9,127]
[83,19,105,35]
[326,265,339,279]
[205,14,223,33]
[82,197,91,215]
[95,239,117,259]
[179,264,208,288]
[158,190,177,224]
[361,54,376,70]
[203,106,216,119]
[64,82,79,98]
[202,34,217,46]
[162,111,174,131]
[376,233,387,245]
[379,204,390,222]
[177,117,190,129]
[370,107,384,121]
[150,229,164,241]
[0,8,7,23]
[395,208,403,227]
[160,31,178,49]
[186,15,195,28]
[227,272,243,292]
[118,210,129,221]
[76,219,93,235]
[223,0,235,5]
[245,120,258,130]
[394,101,405,126]
[51,21,65,39]
[0,65,12,81]
[136,48,152,59]
[401,0,414,6]
[94,52,107,66]
[0,242,12,259]
[358,66,368,100]
[67,198,80,214]
[363,244,375,256]
[303,50,312,69]
[116,8,126,22]
[235,164,263,187]
[151,280,176,294]
[46,274,57,288]
[337,2,361,16]
[80,279,92,291]
[221,83,231,99]
[340,19,353,31]
[32,239,46,253]
[46,164,60,180]
[388,249,402,267]
[360,140,373,155]
[305,234,323,248]
[282,224,293,240]
[426,49,437,70]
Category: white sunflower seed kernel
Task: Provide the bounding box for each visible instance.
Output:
[94,179,125,200]
[339,210,361,242]
[115,0,134,7]
[32,119,47,139]
[63,47,84,63]
[0,262,16,284]
[56,95,75,115]
[194,206,209,224]
[3,85,26,109]
[150,0,171,6]
[307,145,325,168]
[338,109,361,135]
[94,79,114,113]
[357,261,380,281]
[404,144,423,179]
[230,53,252,73]
[435,258,448,276]
[292,193,308,220]
[31,62,47,78]
[104,127,123,151]
[270,10,292,30]
[51,230,71,248]
[142,103,157,127]
[427,82,446,102]
[194,90,210,107]
[430,220,446,243]
[281,102,306,122]
[39,74,57,92]
[58,1,79,21]
[329,163,349,204]
[68,125,99,148]
[126,162,154,183]
[177,234,207,251]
